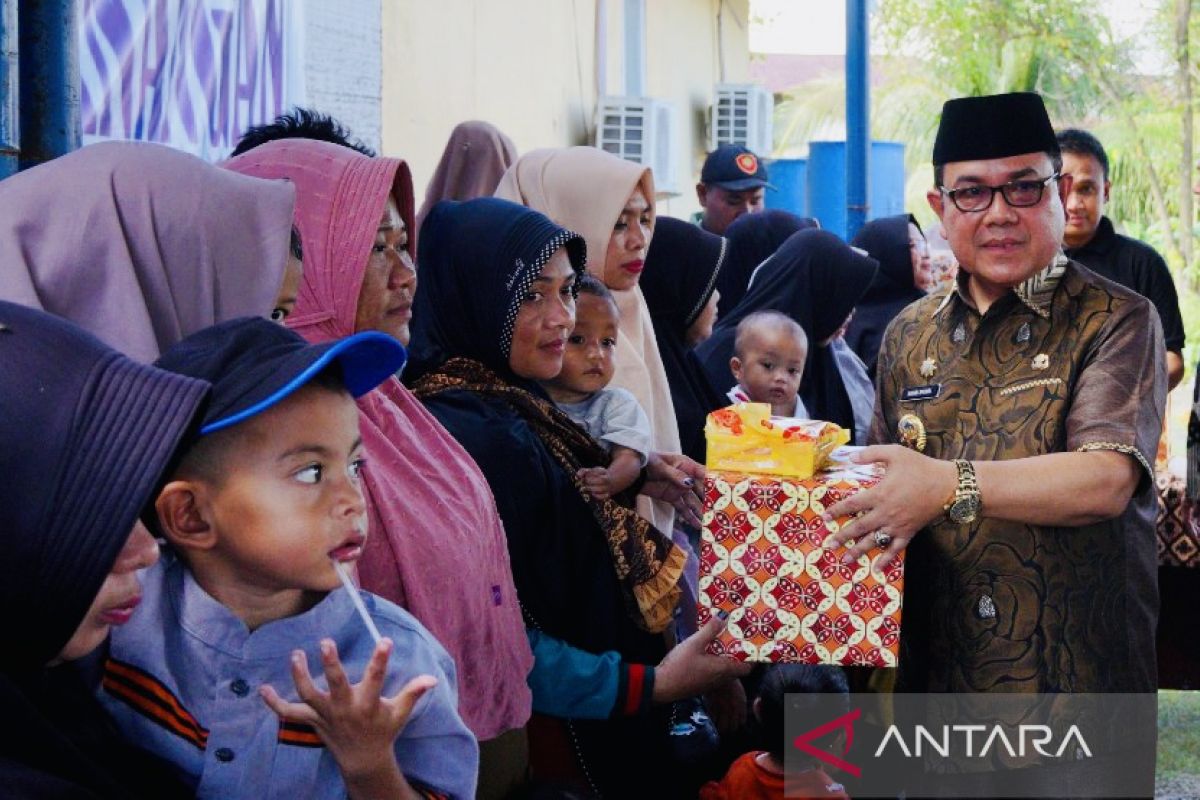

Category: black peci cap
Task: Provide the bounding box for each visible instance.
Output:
[932,92,1059,167]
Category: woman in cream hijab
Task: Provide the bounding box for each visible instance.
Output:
[495,146,683,532]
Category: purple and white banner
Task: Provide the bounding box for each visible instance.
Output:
[80,0,306,160]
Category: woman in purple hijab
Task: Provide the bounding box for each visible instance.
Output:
[0,141,296,361]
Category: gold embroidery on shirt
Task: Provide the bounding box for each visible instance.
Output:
[897,414,927,452]
[998,378,1063,396]
[1077,441,1153,478]
[932,290,955,318]
[1014,253,1068,318]
[933,253,1066,321]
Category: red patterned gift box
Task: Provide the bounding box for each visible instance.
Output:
[698,461,903,666]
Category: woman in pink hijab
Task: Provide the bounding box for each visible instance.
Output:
[224,139,534,798]
[0,141,296,361]
[415,120,518,247]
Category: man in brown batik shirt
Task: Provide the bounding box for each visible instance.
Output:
[826,93,1166,696]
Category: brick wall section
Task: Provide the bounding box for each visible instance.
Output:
[303,0,381,153]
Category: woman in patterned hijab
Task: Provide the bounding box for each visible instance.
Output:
[410,197,748,797]
[495,146,686,535]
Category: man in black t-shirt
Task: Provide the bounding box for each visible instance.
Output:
[1058,128,1186,388]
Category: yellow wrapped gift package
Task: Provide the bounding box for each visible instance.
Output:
[698,447,904,667]
[705,402,849,479]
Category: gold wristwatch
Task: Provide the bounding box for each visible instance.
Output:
[943,459,982,524]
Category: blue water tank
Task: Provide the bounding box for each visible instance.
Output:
[806,140,906,240]
[764,158,807,216]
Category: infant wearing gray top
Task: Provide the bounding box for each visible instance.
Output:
[541,275,652,499]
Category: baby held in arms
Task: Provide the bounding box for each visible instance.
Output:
[540,275,652,500]
[727,310,810,418]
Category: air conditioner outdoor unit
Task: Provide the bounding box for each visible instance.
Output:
[595,96,678,194]
[710,83,773,155]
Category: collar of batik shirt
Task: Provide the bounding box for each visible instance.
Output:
[934,251,1068,320]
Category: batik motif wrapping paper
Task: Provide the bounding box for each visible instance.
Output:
[699,460,903,665]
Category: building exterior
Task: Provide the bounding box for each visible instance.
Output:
[382,0,751,217]
[305,0,382,153]
[63,0,751,217]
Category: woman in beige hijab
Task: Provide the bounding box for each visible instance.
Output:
[496,146,684,533]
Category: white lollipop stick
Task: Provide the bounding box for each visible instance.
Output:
[332,558,383,646]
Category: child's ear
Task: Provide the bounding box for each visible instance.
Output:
[155,480,217,552]
[730,356,743,382]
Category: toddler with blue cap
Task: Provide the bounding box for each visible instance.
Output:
[96,317,478,800]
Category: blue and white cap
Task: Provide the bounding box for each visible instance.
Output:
[155,317,406,435]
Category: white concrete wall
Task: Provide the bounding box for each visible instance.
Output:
[646,0,751,215]
[382,0,595,192]
[303,0,382,153]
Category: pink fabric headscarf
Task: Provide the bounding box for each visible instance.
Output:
[0,141,294,361]
[224,139,533,740]
[415,121,518,247]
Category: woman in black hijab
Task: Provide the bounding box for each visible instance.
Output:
[695,229,878,442]
[0,301,207,799]
[714,209,819,317]
[408,198,749,798]
[640,217,728,464]
[844,214,932,377]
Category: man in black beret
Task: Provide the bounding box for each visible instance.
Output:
[824,92,1162,792]
[694,144,771,235]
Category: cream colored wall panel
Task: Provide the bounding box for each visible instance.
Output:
[381,0,751,219]
[383,0,594,201]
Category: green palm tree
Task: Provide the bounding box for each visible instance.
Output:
[772,0,1195,284]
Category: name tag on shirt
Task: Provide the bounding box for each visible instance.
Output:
[901,384,941,402]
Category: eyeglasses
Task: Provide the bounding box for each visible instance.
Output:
[940,173,1060,213]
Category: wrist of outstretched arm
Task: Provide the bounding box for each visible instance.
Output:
[613,662,657,715]
[937,458,978,523]
[340,753,417,800]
